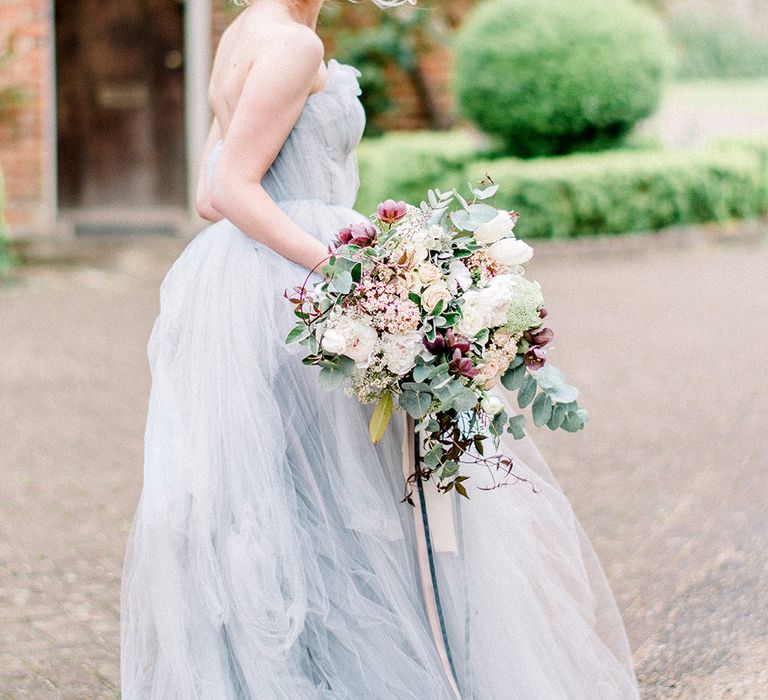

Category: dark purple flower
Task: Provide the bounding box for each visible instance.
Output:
[524,346,547,370]
[445,329,471,355]
[527,327,554,347]
[336,222,379,248]
[423,333,447,355]
[377,199,408,225]
[539,307,549,320]
[449,348,480,378]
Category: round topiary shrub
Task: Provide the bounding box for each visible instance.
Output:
[454,0,672,157]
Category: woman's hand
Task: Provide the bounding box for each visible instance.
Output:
[209,27,331,272]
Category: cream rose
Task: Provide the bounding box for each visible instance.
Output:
[475,211,516,245]
[421,281,452,311]
[418,263,442,285]
[488,238,534,269]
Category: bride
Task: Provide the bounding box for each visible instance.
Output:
[120,0,640,697]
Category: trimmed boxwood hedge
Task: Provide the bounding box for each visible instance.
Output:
[454,0,671,157]
[355,131,492,214]
[356,137,768,239]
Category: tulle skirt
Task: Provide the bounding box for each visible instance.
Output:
[120,202,639,699]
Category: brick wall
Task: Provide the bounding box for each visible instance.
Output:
[0,0,54,232]
[0,0,470,236]
[212,1,472,130]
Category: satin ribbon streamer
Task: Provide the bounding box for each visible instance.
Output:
[402,417,462,699]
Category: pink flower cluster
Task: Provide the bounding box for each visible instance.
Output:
[351,272,420,334]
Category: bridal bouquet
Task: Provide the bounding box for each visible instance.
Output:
[286,181,588,497]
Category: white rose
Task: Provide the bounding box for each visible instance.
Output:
[335,315,379,368]
[456,290,487,337]
[382,331,423,375]
[321,327,347,355]
[418,263,442,285]
[480,274,518,327]
[488,238,534,269]
[481,395,504,416]
[421,281,452,311]
[475,212,516,245]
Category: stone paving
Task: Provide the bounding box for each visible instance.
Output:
[1,227,767,699]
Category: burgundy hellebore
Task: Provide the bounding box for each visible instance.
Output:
[335,222,378,248]
[423,334,447,355]
[527,327,554,347]
[449,348,480,378]
[377,199,408,225]
[445,329,471,355]
[524,346,547,370]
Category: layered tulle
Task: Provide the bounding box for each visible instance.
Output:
[121,60,639,698]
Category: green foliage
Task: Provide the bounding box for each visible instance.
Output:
[454,0,672,157]
[355,131,491,213]
[322,4,453,134]
[467,146,768,239]
[669,7,768,80]
[356,132,768,239]
[332,12,421,136]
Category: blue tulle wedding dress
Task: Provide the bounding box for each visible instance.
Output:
[120,60,640,699]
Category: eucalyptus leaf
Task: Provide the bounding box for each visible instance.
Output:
[450,210,470,230]
[532,392,553,427]
[501,363,526,391]
[547,402,567,430]
[412,360,431,383]
[319,365,351,391]
[546,383,580,404]
[399,390,432,419]
[329,270,354,295]
[518,373,537,408]
[489,410,507,437]
[285,325,308,345]
[452,387,478,414]
[507,414,527,439]
[471,183,499,200]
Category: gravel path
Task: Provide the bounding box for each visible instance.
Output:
[1,228,766,698]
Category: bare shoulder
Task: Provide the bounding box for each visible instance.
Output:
[249,21,325,66]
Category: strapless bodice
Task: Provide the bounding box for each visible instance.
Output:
[208,60,366,209]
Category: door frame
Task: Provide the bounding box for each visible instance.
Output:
[48,0,213,233]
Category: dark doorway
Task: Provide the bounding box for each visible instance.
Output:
[56,0,186,210]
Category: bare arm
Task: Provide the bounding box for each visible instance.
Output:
[210,30,330,272]
[195,118,224,222]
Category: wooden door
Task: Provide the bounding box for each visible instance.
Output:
[56,0,186,209]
